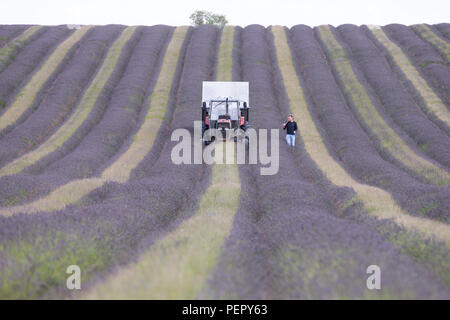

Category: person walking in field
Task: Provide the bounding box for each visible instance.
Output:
[282,114,297,147]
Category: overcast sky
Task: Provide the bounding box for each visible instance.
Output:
[1,0,449,27]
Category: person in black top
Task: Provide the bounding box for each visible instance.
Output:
[282,114,297,147]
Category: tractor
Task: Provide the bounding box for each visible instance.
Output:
[201,81,250,145]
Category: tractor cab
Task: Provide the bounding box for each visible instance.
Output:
[201,82,250,144]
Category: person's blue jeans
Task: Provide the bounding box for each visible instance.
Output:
[286,134,295,147]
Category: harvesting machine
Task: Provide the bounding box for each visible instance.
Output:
[201,81,250,145]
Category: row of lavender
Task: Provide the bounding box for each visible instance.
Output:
[79,24,450,299]
[433,23,450,40]
[0,26,69,116]
[202,25,449,299]
[0,24,447,211]
[0,25,31,48]
[376,25,450,136]
[0,23,448,298]
[84,23,450,298]
[65,24,450,299]
[0,26,149,206]
[262,24,450,223]
[0,25,222,299]
[337,25,450,168]
[0,25,129,206]
[0,26,121,168]
[385,25,450,108]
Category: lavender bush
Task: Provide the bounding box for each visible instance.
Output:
[21,25,137,175]
[0,26,120,167]
[0,26,47,74]
[383,24,450,110]
[47,26,172,180]
[0,26,128,206]
[129,24,218,180]
[286,25,450,222]
[364,25,450,136]
[0,25,31,48]
[0,27,70,120]
[433,23,450,41]
[335,24,450,168]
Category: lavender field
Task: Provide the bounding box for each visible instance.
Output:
[0,23,449,299]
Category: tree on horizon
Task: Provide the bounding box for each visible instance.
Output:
[189,10,228,26]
